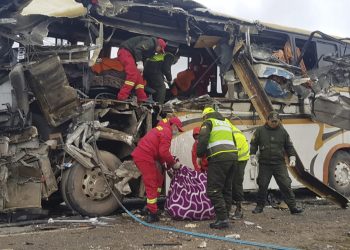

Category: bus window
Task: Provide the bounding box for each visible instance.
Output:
[250,31,290,61]
[316,41,338,67]
[295,38,317,70]
[169,55,220,98]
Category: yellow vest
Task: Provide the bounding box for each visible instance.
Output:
[206,118,237,158]
[226,119,250,161]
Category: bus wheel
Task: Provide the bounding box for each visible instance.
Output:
[64,151,123,216]
[61,168,74,210]
[329,150,350,197]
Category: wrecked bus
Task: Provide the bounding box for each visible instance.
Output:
[0,0,349,217]
[169,25,350,201]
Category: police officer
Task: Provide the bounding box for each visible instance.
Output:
[250,111,303,214]
[197,107,238,229]
[230,124,250,219]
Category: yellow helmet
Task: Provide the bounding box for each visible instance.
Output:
[202,107,215,116]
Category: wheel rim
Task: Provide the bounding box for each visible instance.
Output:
[82,167,112,200]
[334,161,350,187]
[63,151,123,216]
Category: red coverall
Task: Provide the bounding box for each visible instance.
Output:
[191,127,208,172]
[131,123,176,214]
[116,48,147,102]
[117,36,166,102]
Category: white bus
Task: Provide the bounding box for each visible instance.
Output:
[167,19,350,205]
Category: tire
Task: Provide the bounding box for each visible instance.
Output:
[64,151,123,216]
[61,168,74,210]
[328,150,350,197]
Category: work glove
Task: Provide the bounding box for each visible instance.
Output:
[136,61,144,73]
[172,162,182,170]
[289,156,296,167]
[196,157,202,167]
[250,155,258,167]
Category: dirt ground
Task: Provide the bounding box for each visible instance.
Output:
[0,197,349,250]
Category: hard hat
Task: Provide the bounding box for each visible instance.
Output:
[202,107,215,116]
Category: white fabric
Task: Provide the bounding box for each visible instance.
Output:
[136,61,144,73]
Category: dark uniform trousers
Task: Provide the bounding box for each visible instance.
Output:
[256,163,296,208]
[232,160,247,202]
[143,73,166,104]
[207,159,237,220]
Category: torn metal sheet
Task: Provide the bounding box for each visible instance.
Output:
[114,160,141,195]
[313,93,350,130]
[5,177,42,210]
[0,15,54,46]
[232,45,349,208]
[163,95,221,112]
[25,45,93,64]
[98,127,134,146]
[36,144,58,198]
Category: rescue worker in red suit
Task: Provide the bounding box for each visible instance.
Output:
[117,36,167,102]
[131,117,184,223]
[191,127,208,172]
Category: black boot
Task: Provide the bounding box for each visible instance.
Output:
[140,206,149,216]
[145,212,160,223]
[141,206,161,216]
[290,207,303,214]
[233,202,243,219]
[252,205,264,214]
[209,219,229,229]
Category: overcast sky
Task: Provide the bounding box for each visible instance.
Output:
[194,0,350,38]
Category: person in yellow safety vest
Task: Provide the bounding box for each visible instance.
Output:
[196,107,238,229]
[143,52,177,104]
[228,121,250,219]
